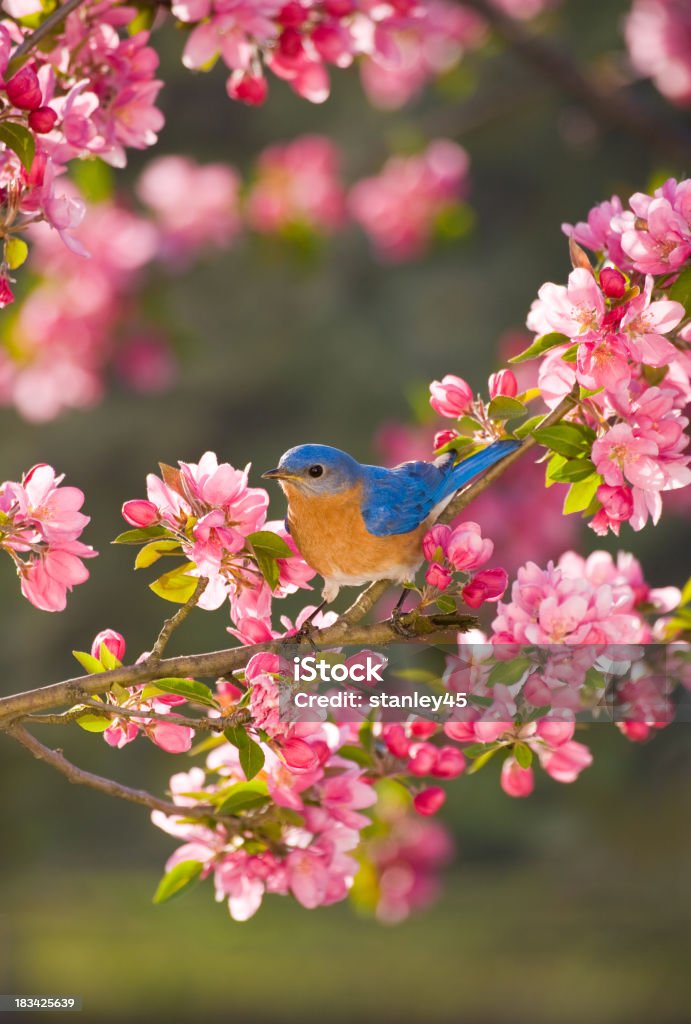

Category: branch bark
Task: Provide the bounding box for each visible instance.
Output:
[7,723,219,820]
[7,0,88,74]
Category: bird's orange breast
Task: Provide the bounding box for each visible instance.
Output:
[282,481,426,582]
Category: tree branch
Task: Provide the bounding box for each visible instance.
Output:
[0,611,478,725]
[7,0,88,75]
[462,0,691,166]
[6,723,219,820]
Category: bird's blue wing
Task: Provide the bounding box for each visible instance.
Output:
[360,460,451,537]
[360,441,519,537]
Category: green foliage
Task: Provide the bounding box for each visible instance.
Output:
[487,396,527,421]
[533,423,595,459]
[486,656,532,687]
[224,726,266,780]
[149,563,199,604]
[112,526,172,544]
[215,780,270,816]
[509,333,570,363]
[149,678,219,709]
[152,860,204,905]
[135,540,183,569]
[72,650,105,674]
[0,123,35,171]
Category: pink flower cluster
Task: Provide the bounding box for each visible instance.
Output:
[3,139,471,421]
[87,630,196,753]
[244,135,346,235]
[423,520,508,608]
[349,139,469,262]
[0,3,165,301]
[152,715,377,920]
[526,177,691,534]
[0,463,96,611]
[625,0,691,107]
[122,452,315,634]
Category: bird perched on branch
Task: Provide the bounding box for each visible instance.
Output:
[262,441,519,613]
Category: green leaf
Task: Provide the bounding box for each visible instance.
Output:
[336,744,373,767]
[563,473,601,514]
[247,531,293,559]
[433,435,475,456]
[514,742,533,769]
[456,415,482,436]
[151,677,219,709]
[5,237,28,270]
[149,562,199,604]
[560,344,579,363]
[512,414,544,439]
[548,457,597,483]
[545,453,567,487]
[486,656,532,687]
[533,423,594,458]
[127,3,155,33]
[641,364,669,387]
[135,539,182,569]
[467,746,500,774]
[113,525,172,545]
[0,122,35,171]
[509,332,570,364]
[667,267,691,312]
[153,860,203,905]
[253,549,280,590]
[99,643,121,671]
[487,396,527,421]
[435,594,457,614]
[75,712,110,733]
[216,780,269,816]
[224,726,265,780]
[72,650,105,674]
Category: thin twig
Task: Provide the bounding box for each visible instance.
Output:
[6,723,220,820]
[26,698,249,734]
[462,0,691,166]
[7,0,88,74]
[149,577,208,662]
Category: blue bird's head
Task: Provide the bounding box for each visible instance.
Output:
[262,444,361,495]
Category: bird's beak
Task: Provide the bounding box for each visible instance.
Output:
[262,468,290,480]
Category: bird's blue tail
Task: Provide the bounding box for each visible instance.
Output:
[437,440,521,502]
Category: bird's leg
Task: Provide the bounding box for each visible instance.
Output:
[389,587,418,639]
[293,599,328,646]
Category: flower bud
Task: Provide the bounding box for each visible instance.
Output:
[429,374,473,418]
[122,499,159,527]
[500,757,534,797]
[599,267,626,299]
[413,786,446,815]
[433,429,459,451]
[150,722,193,754]
[488,369,518,399]
[28,106,57,133]
[407,741,438,776]
[280,736,320,772]
[226,70,268,106]
[91,628,126,661]
[425,561,452,591]
[422,523,451,562]
[6,65,42,110]
[461,567,508,608]
[0,276,14,308]
[433,746,465,778]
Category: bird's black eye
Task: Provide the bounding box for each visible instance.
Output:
[308,464,324,478]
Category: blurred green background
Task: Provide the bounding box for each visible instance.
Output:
[2,0,691,1020]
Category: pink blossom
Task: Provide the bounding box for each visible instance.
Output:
[625,0,691,107]
[422,523,451,562]
[425,561,452,590]
[91,628,126,661]
[245,136,346,235]
[590,485,634,537]
[413,786,446,816]
[150,721,194,754]
[429,374,474,417]
[349,140,469,262]
[592,423,666,490]
[447,521,494,572]
[122,499,159,527]
[536,268,605,339]
[462,567,508,608]
[488,369,518,398]
[500,757,534,797]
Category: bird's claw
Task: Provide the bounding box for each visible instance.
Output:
[389,607,417,639]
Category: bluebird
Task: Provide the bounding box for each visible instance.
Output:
[262,440,519,609]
